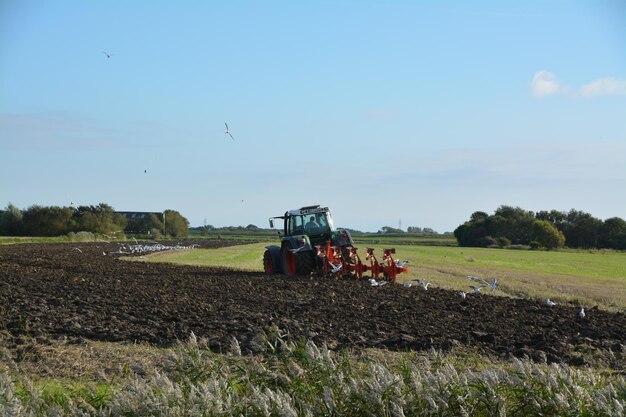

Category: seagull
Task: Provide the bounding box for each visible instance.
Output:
[102,51,114,58]
[403,283,412,288]
[72,247,82,253]
[412,278,430,290]
[579,307,586,318]
[369,278,379,287]
[418,280,431,290]
[224,123,234,140]
[546,298,557,307]
[469,285,485,293]
[330,263,343,274]
[395,260,410,268]
[468,275,497,291]
[458,291,467,299]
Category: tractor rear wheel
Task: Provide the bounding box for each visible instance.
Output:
[281,245,315,276]
[295,251,315,276]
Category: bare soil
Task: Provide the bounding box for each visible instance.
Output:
[1,242,624,368]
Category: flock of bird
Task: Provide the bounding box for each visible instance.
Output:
[369,273,588,319]
[106,243,199,255]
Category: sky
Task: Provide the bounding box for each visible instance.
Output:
[1,0,625,233]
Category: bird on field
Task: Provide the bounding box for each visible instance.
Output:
[458,291,467,299]
[546,298,557,307]
[417,279,431,290]
[72,247,82,253]
[224,122,234,140]
[469,285,485,293]
[403,283,412,288]
[579,307,586,318]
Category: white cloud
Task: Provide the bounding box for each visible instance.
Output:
[578,77,626,96]
[530,70,562,97]
[531,71,626,98]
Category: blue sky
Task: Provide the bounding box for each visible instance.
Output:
[1,0,625,232]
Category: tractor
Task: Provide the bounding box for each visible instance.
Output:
[263,205,408,282]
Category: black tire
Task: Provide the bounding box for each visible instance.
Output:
[294,251,315,276]
[282,244,315,276]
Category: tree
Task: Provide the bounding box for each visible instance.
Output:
[163,210,189,238]
[493,205,535,244]
[0,203,23,235]
[532,220,565,250]
[21,205,74,236]
[564,210,602,248]
[378,226,404,234]
[75,204,127,234]
[599,217,626,250]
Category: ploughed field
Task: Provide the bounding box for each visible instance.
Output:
[1,242,624,368]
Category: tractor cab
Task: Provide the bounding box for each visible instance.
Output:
[269,205,335,246]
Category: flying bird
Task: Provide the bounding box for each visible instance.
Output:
[467,275,497,291]
[330,263,343,274]
[546,298,557,307]
[102,51,114,58]
[224,122,234,140]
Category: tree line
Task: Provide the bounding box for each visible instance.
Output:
[0,203,189,238]
[454,205,626,250]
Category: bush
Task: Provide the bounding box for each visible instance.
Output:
[508,244,531,250]
[496,236,511,248]
[532,220,565,250]
[480,236,497,247]
[150,228,163,239]
[68,231,96,242]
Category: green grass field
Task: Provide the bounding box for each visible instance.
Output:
[143,242,626,310]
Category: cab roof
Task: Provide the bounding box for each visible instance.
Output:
[286,205,330,216]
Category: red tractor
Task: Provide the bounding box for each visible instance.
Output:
[263,205,408,282]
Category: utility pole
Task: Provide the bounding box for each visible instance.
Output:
[163,211,166,236]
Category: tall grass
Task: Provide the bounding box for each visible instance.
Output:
[1,334,624,416]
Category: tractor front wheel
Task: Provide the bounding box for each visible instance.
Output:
[263,250,273,274]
